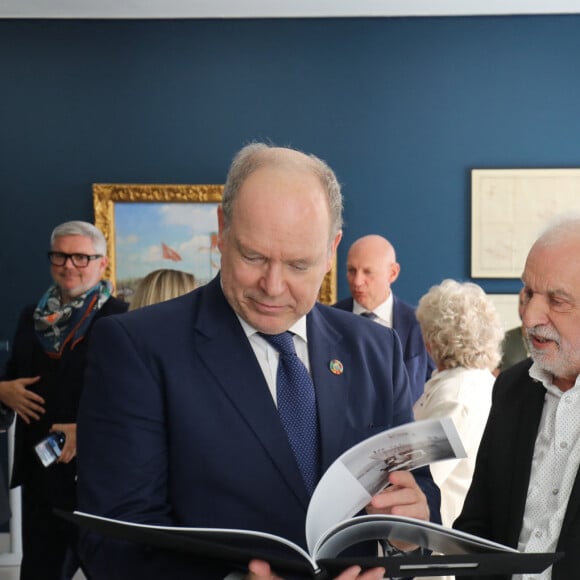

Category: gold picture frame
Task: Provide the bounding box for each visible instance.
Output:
[93,183,337,305]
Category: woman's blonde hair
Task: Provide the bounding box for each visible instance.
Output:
[129,269,196,310]
[416,279,503,370]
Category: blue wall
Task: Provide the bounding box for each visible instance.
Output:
[2,15,580,342]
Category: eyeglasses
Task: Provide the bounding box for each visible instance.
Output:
[47,252,103,268]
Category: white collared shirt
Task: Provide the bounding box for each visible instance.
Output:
[352,294,393,328]
[237,315,310,405]
[513,363,580,580]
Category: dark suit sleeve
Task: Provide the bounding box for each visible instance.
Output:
[77,315,233,579]
[1,307,35,381]
[0,405,14,430]
[392,298,434,404]
[403,322,434,404]
[415,469,441,526]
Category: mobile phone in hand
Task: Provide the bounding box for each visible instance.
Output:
[34,431,66,467]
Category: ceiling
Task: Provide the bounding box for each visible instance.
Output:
[3,0,580,19]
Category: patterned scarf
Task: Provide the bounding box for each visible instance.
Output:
[34,280,113,357]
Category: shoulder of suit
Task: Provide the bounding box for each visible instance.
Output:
[392,294,417,314]
[332,297,352,310]
[104,295,130,313]
[316,301,361,322]
[494,358,537,399]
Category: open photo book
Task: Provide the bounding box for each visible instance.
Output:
[62,417,562,577]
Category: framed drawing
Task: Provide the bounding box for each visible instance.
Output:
[471,168,580,278]
[93,183,337,305]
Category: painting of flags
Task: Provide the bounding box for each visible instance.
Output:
[93,182,336,306]
[113,201,221,301]
[161,242,182,262]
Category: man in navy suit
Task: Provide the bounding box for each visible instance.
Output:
[77,143,440,580]
[334,235,434,403]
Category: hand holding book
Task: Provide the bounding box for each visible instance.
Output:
[366,470,431,552]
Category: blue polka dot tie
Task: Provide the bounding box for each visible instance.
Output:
[260,331,319,495]
[360,311,378,321]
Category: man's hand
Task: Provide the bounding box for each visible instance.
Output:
[0,377,44,423]
[367,470,429,520]
[51,423,77,463]
[247,560,385,580]
[366,470,429,551]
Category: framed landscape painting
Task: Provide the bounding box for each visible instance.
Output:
[93,183,337,305]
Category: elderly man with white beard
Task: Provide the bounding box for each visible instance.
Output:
[454,213,580,580]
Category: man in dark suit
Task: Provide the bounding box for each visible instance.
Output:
[454,214,580,579]
[334,235,434,403]
[77,143,440,580]
[0,220,128,580]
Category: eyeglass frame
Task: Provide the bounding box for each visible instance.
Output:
[47,251,104,268]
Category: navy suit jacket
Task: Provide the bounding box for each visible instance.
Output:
[77,275,440,579]
[333,296,435,403]
[454,359,578,579]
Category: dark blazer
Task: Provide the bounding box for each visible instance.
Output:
[333,295,435,403]
[2,297,128,506]
[454,358,577,579]
[77,275,440,580]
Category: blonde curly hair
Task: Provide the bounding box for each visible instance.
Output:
[416,279,503,370]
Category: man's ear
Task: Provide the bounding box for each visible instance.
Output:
[99,255,109,277]
[389,262,401,284]
[326,230,343,272]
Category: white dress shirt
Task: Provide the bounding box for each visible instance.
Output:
[237,315,310,404]
[352,294,393,328]
[513,363,580,580]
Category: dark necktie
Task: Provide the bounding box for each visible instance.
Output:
[360,311,378,321]
[259,331,319,495]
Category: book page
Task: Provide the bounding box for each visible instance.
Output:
[305,417,466,552]
[71,511,318,571]
[313,514,519,560]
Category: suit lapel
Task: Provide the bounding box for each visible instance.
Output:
[307,306,352,475]
[560,467,580,542]
[507,375,546,544]
[391,295,408,345]
[193,278,310,508]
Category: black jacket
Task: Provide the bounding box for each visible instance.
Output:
[454,358,575,579]
[2,296,127,508]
